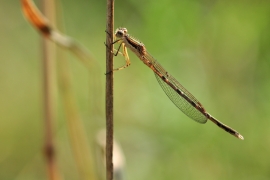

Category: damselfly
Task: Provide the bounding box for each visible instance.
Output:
[111,27,244,140]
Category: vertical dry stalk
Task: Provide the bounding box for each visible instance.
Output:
[42,40,59,180]
[106,0,114,179]
[41,0,61,180]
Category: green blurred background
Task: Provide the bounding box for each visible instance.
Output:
[1,0,270,179]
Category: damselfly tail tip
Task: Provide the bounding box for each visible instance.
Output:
[237,134,244,140]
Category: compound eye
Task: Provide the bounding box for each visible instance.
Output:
[116,31,123,37]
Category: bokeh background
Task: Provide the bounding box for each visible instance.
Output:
[1,0,270,179]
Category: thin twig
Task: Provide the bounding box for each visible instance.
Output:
[106,0,114,179]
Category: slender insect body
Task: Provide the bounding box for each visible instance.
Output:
[113,27,244,140]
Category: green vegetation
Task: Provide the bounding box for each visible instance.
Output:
[0,0,269,179]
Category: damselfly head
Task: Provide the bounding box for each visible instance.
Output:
[115,27,128,38]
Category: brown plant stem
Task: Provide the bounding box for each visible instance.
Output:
[106,0,114,179]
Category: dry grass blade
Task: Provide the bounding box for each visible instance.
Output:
[21,0,94,69]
